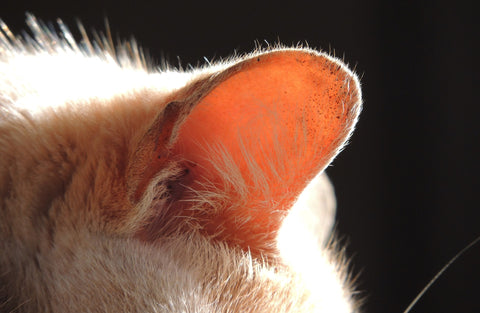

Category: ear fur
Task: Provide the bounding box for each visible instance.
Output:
[131,48,361,255]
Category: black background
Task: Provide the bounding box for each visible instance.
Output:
[2,1,478,313]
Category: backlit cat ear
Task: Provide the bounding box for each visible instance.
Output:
[137,49,361,255]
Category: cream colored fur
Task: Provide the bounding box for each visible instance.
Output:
[0,15,361,313]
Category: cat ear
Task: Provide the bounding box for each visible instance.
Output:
[132,49,361,255]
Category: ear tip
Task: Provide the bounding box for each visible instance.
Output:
[264,47,363,168]
[306,48,363,129]
[253,46,363,96]
[250,47,362,98]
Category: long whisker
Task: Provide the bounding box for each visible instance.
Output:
[403,235,480,313]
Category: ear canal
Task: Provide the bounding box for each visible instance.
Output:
[136,49,361,255]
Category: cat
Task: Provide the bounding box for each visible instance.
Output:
[0,14,362,313]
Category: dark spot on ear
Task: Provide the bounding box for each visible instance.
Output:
[161,163,194,203]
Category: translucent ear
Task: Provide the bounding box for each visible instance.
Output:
[133,49,361,254]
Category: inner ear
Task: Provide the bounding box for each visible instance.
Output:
[136,49,361,255]
[173,50,360,184]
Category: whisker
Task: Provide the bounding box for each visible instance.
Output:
[403,235,480,313]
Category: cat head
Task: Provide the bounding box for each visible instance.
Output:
[0,16,362,312]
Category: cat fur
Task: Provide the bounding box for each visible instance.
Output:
[0,14,362,313]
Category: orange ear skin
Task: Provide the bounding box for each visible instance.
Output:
[166,50,360,254]
[133,50,360,255]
